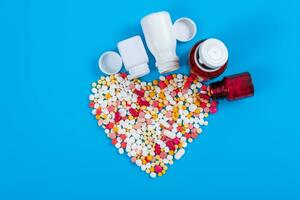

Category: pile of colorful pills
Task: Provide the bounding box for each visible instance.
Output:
[89,73,218,178]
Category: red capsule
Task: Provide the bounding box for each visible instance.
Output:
[121,142,127,148]
[211,101,218,107]
[134,89,145,97]
[106,123,114,129]
[173,137,180,145]
[129,108,139,117]
[120,73,127,78]
[166,141,175,151]
[200,102,207,108]
[89,102,95,108]
[159,81,167,89]
[177,126,183,132]
[201,85,207,91]
[191,133,198,139]
[120,134,127,140]
[114,111,121,122]
[166,74,173,80]
[96,109,101,115]
[184,81,191,89]
[111,139,118,145]
[155,144,161,155]
[210,106,217,114]
[154,165,163,173]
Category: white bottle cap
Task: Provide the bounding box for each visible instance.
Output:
[98,51,123,75]
[117,36,150,78]
[198,38,228,69]
[173,17,197,42]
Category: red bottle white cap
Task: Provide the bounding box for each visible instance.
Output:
[198,38,228,69]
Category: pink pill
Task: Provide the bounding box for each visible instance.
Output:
[134,123,141,129]
[138,117,145,123]
[129,83,135,89]
[170,91,176,97]
[165,111,172,118]
[146,119,152,125]
[160,152,167,159]
[97,119,103,126]
[108,105,115,112]
[109,133,116,139]
[152,101,159,107]
[189,123,193,129]
[191,128,197,133]
[182,88,188,94]
[139,112,145,117]
[131,157,136,163]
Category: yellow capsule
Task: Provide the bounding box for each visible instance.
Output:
[95,115,100,120]
[142,159,147,165]
[169,150,174,155]
[150,167,154,172]
[146,155,152,161]
[113,127,118,133]
[153,80,158,85]
[158,173,162,177]
[149,91,155,98]
[128,116,134,120]
[101,114,107,119]
[184,123,189,128]
[178,143,183,148]
[194,109,200,114]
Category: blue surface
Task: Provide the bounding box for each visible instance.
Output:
[1,0,299,199]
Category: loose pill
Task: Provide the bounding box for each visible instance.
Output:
[174,148,185,160]
[88,73,216,178]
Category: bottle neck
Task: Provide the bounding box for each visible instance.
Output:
[209,80,227,99]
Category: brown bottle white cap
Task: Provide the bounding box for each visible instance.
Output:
[198,38,228,69]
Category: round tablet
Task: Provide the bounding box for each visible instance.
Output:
[173,17,197,42]
[98,51,123,75]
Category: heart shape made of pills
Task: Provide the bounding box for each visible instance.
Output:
[88,73,217,178]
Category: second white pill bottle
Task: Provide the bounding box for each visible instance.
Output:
[141,11,179,74]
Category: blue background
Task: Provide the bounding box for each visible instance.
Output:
[0,0,299,199]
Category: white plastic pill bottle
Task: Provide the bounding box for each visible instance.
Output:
[141,11,179,74]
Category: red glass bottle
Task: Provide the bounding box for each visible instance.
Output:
[209,72,254,101]
[189,38,228,81]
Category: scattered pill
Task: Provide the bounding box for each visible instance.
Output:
[88,73,217,178]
